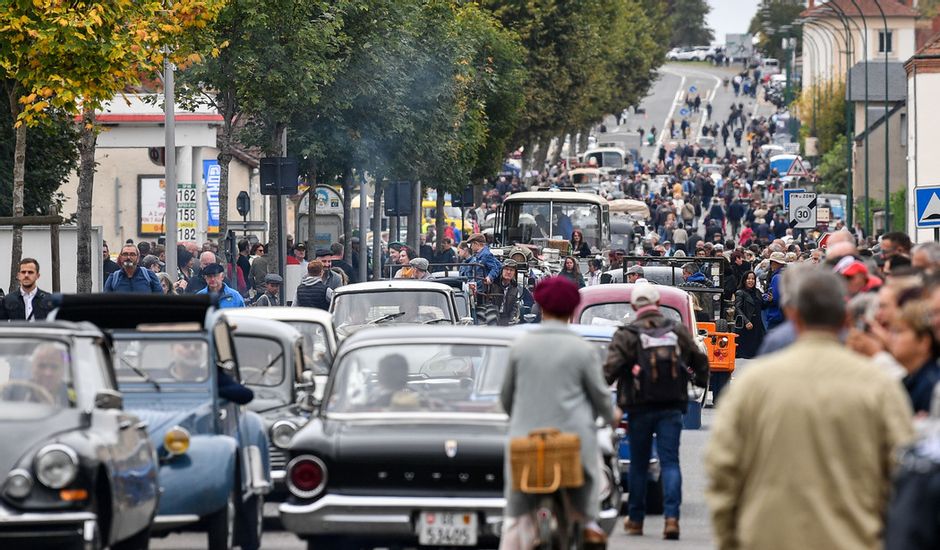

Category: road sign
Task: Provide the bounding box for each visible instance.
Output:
[177,182,197,242]
[788,192,817,229]
[689,85,697,94]
[783,188,805,211]
[915,185,940,228]
[679,107,690,117]
[786,157,811,178]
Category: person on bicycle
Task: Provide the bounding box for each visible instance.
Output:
[501,276,616,545]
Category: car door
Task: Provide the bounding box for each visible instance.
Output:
[88,337,158,542]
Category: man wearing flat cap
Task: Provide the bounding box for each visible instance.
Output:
[490,259,520,326]
[626,264,644,284]
[408,258,431,280]
[465,233,501,296]
[315,249,344,290]
[252,273,283,307]
[196,263,245,308]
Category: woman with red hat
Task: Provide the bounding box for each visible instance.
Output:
[500,276,616,545]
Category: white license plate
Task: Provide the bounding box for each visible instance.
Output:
[418,511,478,546]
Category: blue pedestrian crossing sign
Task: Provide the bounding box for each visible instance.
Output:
[689,85,697,94]
[679,108,690,117]
[916,186,940,228]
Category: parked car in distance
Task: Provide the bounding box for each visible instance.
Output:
[330,280,468,339]
[280,326,623,549]
[0,321,160,550]
[52,294,271,550]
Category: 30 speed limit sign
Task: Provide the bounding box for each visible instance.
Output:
[788,192,817,229]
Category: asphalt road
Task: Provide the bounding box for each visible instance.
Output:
[152,61,766,550]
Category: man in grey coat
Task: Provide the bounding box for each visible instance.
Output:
[501,276,616,545]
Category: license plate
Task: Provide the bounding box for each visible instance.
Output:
[418,511,478,546]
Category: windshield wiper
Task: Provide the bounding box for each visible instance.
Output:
[119,356,161,392]
[422,317,451,324]
[368,312,407,325]
[245,352,284,384]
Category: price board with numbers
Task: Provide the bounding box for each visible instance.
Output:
[177,182,198,242]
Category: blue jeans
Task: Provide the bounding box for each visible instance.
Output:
[628,409,683,521]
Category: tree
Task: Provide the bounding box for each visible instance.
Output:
[748,0,804,61]
[0,0,224,291]
[667,0,713,48]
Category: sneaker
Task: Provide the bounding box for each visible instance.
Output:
[664,517,680,540]
[624,518,643,536]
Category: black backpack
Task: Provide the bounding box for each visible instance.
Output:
[622,320,689,406]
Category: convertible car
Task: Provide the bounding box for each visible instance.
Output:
[0,321,159,549]
[279,326,621,549]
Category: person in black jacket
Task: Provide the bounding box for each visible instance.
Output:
[294,260,331,310]
[0,258,52,321]
[734,270,766,359]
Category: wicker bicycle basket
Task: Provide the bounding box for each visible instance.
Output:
[509,428,583,494]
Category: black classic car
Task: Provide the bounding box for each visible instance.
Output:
[0,322,160,550]
[279,326,621,549]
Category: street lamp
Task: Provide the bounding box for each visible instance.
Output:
[873,0,891,230]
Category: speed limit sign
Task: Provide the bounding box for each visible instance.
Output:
[788,192,817,229]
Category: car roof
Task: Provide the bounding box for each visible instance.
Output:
[2,320,104,338]
[222,306,333,325]
[508,323,617,339]
[502,191,609,205]
[337,325,516,348]
[333,280,455,294]
[51,293,216,329]
[578,283,690,305]
[222,314,303,341]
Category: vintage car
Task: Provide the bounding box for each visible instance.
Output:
[52,294,271,550]
[280,326,622,548]
[0,321,159,550]
[221,313,317,506]
[330,280,468,339]
[571,284,696,335]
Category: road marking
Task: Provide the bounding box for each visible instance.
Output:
[695,72,723,143]
[657,69,687,150]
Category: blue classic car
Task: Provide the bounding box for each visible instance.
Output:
[52,294,272,550]
[0,321,160,549]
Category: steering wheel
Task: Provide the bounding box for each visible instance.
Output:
[0,380,56,405]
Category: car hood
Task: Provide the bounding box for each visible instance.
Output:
[324,417,507,461]
[0,407,85,476]
[123,395,215,443]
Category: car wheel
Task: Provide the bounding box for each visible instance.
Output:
[306,536,347,550]
[206,489,235,550]
[235,494,263,550]
[111,524,151,550]
[646,477,664,515]
[715,319,730,333]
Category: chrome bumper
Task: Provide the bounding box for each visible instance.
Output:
[280,494,505,537]
[0,506,97,543]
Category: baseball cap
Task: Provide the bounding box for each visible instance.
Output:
[834,256,868,277]
[630,283,660,308]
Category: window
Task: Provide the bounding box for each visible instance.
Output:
[878,30,893,54]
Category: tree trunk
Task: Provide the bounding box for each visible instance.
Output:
[550,134,565,165]
[8,92,26,293]
[533,136,549,176]
[408,181,420,254]
[76,110,97,293]
[341,169,353,259]
[435,187,445,255]
[372,183,384,280]
[579,126,591,154]
[216,100,235,263]
[267,124,286,273]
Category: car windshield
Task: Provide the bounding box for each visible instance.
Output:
[333,291,453,335]
[325,343,509,415]
[507,201,601,247]
[579,303,683,327]
[0,339,74,409]
[285,321,331,375]
[114,339,210,384]
[234,335,284,387]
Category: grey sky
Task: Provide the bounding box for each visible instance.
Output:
[707,0,762,43]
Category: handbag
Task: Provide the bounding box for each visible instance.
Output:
[509,428,583,494]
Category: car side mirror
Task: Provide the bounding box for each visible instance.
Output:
[94,389,123,410]
[297,370,316,390]
[296,390,320,413]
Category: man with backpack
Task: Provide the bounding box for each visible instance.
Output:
[604,284,709,540]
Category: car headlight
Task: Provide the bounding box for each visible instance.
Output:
[35,445,79,489]
[271,420,298,449]
[4,469,33,499]
[163,426,191,456]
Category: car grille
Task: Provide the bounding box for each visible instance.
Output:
[332,462,503,494]
[269,446,288,472]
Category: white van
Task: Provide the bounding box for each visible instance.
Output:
[761,58,780,76]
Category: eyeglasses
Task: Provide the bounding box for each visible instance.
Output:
[36,362,61,371]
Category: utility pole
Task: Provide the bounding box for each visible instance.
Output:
[164,53,178,281]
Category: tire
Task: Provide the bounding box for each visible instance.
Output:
[111,525,151,550]
[646,477,664,515]
[306,536,347,550]
[715,319,730,333]
[205,490,235,550]
[235,494,263,550]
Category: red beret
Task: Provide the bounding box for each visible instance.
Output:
[533,276,581,317]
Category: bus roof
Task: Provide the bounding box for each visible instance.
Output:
[502,191,609,205]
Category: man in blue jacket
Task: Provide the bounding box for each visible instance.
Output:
[466,233,501,291]
[196,263,245,308]
[763,252,787,330]
[103,243,163,293]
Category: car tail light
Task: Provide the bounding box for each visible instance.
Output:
[287,455,327,499]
